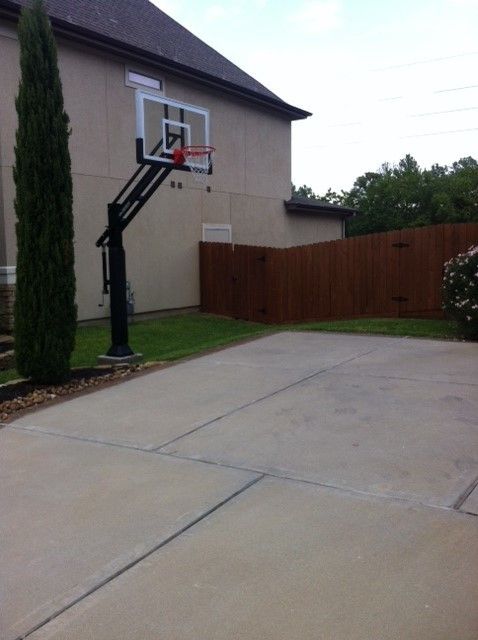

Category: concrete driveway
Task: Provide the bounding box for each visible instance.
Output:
[2,331,478,640]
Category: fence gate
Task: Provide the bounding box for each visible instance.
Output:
[396,224,478,318]
[232,245,267,322]
[394,226,443,317]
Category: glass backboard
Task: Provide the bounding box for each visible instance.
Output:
[135,91,211,171]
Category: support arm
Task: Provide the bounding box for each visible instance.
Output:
[95,161,173,359]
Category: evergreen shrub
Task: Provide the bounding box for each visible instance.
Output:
[14,0,77,383]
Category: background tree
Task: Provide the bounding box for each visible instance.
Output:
[345,155,478,236]
[14,0,76,383]
[292,183,318,199]
[292,183,345,204]
[293,154,478,237]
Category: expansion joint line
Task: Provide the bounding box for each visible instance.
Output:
[17,474,265,640]
[155,347,379,451]
[452,474,478,510]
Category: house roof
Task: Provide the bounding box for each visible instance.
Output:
[0,0,311,120]
[285,197,358,218]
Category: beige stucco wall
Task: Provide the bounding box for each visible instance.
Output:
[283,213,345,247]
[0,18,343,320]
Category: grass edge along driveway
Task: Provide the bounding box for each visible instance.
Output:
[0,314,461,385]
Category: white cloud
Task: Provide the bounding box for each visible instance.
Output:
[204,4,227,21]
[149,0,183,20]
[446,0,478,6]
[203,1,268,21]
[291,0,342,34]
[149,0,172,12]
[148,0,478,192]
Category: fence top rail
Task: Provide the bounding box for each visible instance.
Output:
[201,222,478,253]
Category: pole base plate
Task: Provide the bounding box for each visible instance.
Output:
[97,353,143,366]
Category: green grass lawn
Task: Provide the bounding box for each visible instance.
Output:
[0,314,270,385]
[289,317,459,340]
[72,314,270,367]
[0,314,460,386]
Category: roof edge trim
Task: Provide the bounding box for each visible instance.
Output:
[285,198,357,218]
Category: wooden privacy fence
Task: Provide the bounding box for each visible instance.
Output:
[200,223,478,324]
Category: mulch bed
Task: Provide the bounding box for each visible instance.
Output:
[0,365,146,422]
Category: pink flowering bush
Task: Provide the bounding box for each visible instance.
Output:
[442,245,478,339]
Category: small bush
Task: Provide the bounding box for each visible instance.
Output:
[442,245,478,339]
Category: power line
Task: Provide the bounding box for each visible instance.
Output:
[435,84,478,94]
[410,106,478,118]
[324,106,478,129]
[401,126,478,139]
[375,85,478,102]
[304,126,478,149]
[372,50,478,72]
[328,121,362,128]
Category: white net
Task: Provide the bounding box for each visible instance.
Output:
[181,146,215,185]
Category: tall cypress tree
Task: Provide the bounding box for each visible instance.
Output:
[14,0,76,383]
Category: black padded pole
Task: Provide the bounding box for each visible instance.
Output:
[106,203,133,358]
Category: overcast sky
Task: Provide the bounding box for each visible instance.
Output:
[150,0,478,194]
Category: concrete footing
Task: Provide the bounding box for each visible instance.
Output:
[97,353,143,366]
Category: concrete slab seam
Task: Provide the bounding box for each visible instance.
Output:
[157,451,478,519]
[292,330,468,345]
[332,371,478,387]
[154,347,379,451]
[4,349,378,451]
[15,473,265,640]
[453,475,478,510]
[6,424,152,452]
[12,421,470,519]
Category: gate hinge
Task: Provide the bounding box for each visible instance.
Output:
[392,296,408,302]
[391,242,410,248]
[257,255,266,262]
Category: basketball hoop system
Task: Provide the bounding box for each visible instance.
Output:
[174,145,216,185]
[96,92,216,361]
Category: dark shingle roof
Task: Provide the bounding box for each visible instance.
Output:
[0,0,310,119]
[285,197,358,218]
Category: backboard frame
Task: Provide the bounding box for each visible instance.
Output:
[135,90,212,174]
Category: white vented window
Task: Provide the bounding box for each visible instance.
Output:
[125,68,163,92]
[202,224,232,243]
